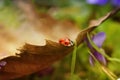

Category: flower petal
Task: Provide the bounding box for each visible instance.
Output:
[86,0,108,5]
[93,32,106,48]
[89,55,95,66]
[111,0,120,7]
[93,52,106,65]
[86,32,107,66]
[0,61,7,66]
[97,0,108,5]
[86,0,98,4]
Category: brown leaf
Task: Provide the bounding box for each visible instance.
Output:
[0,40,73,80]
[0,8,120,80]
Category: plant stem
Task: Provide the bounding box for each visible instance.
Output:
[71,42,77,80]
[101,66,117,80]
[100,49,120,63]
[88,51,116,80]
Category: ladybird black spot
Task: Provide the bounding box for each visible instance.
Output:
[64,42,69,45]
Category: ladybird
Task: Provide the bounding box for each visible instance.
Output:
[59,38,74,46]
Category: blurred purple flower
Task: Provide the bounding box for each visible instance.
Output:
[0,61,7,66]
[111,0,120,7]
[86,0,108,5]
[86,32,106,65]
[0,61,7,71]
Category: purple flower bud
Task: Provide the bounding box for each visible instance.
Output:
[89,55,94,66]
[0,61,7,71]
[0,61,7,66]
[92,32,106,48]
[86,0,108,5]
[89,52,106,65]
[111,0,120,7]
[86,32,106,65]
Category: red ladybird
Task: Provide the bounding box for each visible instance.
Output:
[59,38,74,46]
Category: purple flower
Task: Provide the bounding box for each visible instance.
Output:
[111,0,120,7]
[86,32,106,65]
[0,61,7,66]
[86,0,108,5]
[0,61,7,70]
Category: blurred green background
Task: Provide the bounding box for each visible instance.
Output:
[0,0,120,80]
